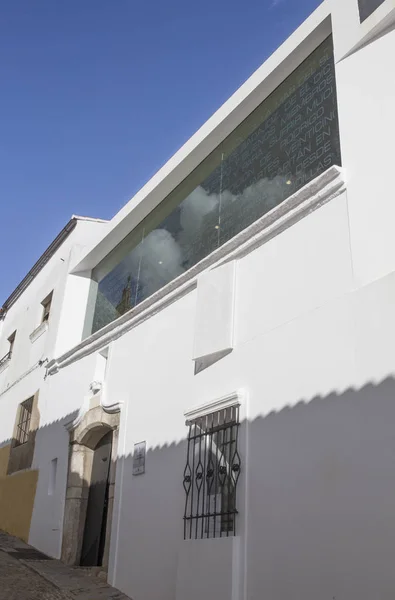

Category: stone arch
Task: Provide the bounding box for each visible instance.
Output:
[61,403,120,569]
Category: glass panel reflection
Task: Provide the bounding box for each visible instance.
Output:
[91,36,341,334]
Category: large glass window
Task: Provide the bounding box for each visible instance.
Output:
[91,36,341,334]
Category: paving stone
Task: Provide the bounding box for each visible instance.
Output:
[0,550,70,600]
[0,531,132,600]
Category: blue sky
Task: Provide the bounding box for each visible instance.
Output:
[0,0,321,302]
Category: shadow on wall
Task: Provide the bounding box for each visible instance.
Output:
[2,377,395,599]
[246,377,395,600]
[112,377,395,600]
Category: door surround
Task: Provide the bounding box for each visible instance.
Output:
[61,402,120,568]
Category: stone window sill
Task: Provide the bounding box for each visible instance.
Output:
[29,320,49,344]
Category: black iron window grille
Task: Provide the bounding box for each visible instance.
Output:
[183,405,241,540]
[15,397,33,446]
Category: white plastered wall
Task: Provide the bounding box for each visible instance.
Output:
[21,1,395,599]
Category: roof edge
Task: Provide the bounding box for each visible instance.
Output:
[71,215,109,224]
[72,3,332,275]
[0,215,105,318]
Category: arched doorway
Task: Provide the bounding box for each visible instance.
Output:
[80,430,113,566]
[61,405,120,569]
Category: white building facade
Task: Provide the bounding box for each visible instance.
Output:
[2,1,395,598]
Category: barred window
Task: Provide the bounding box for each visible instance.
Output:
[15,397,33,446]
[183,405,241,540]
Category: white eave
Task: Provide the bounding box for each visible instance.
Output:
[71,215,109,224]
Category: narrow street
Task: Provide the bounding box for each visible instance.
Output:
[0,531,131,600]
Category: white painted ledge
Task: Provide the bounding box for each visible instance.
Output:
[184,390,244,424]
[0,358,10,375]
[29,320,49,343]
[47,165,346,376]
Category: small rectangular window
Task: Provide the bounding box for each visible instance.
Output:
[0,331,15,368]
[183,405,241,540]
[41,291,53,323]
[8,330,16,357]
[15,397,33,446]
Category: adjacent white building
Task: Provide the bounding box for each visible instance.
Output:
[1,1,395,599]
[0,216,108,541]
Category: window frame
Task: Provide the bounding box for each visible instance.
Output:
[0,331,15,368]
[8,330,16,358]
[41,291,53,324]
[14,397,34,447]
[183,403,241,540]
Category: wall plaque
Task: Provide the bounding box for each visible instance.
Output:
[133,441,146,475]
